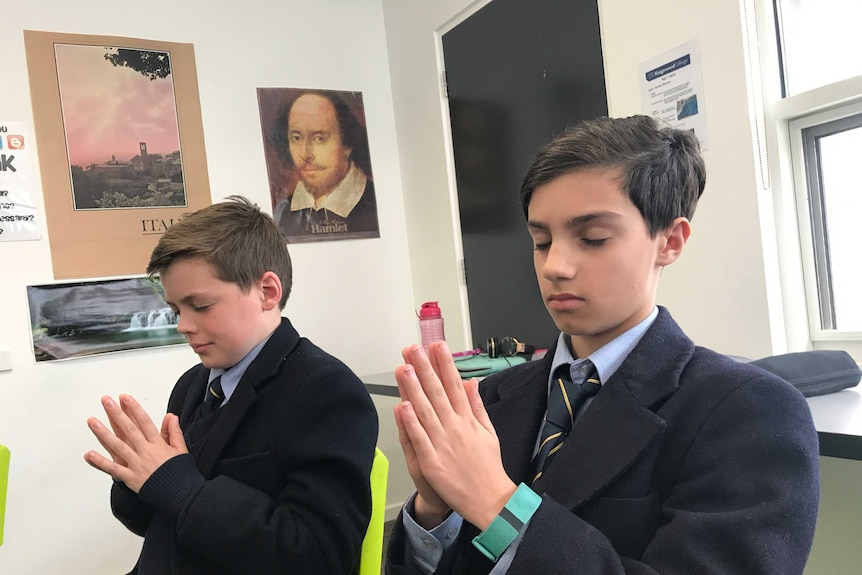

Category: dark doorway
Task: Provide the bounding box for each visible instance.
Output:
[442,0,608,350]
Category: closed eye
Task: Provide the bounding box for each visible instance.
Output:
[581,238,608,247]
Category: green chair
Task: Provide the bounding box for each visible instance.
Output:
[0,444,9,546]
[359,447,389,575]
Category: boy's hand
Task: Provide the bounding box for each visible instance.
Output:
[394,400,450,529]
[395,342,517,531]
[84,394,188,493]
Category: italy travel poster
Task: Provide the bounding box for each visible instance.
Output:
[24,31,211,279]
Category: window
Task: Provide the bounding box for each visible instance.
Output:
[752,0,862,356]
[791,106,862,332]
[775,0,862,96]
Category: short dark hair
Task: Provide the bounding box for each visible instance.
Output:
[520,115,706,236]
[271,90,372,178]
[147,196,293,308]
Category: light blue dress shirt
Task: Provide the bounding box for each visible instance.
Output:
[403,307,659,573]
[205,333,273,406]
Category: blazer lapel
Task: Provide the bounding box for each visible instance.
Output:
[179,369,210,425]
[486,358,552,485]
[194,318,301,477]
[195,378,259,477]
[531,375,666,508]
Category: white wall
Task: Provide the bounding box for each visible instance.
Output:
[597,0,776,359]
[0,0,415,572]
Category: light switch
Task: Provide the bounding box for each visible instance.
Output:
[0,348,11,372]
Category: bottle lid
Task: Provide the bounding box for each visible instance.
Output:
[419,301,442,319]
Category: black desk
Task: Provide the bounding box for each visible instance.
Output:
[363,371,400,398]
[806,387,862,460]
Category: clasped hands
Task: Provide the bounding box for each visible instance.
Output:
[84,394,188,493]
[394,341,517,531]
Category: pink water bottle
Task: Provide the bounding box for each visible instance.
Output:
[418,301,446,354]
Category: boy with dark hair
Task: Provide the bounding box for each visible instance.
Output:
[85,196,378,574]
[387,116,819,574]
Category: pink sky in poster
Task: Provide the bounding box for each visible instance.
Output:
[54,43,181,167]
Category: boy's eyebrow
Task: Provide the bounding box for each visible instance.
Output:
[527,211,624,231]
[164,293,207,306]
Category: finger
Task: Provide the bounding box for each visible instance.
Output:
[83,449,130,483]
[428,341,471,416]
[394,363,444,437]
[404,344,455,422]
[102,396,146,450]
[160,412,171,443]
[393,403,419,465]
[119,394,161,443]
[101,396,127,442]
[165,414,188,453]
[394,362,413,403]
[397,401,438,465]
[464,379,494,431]
[87,417,137,468]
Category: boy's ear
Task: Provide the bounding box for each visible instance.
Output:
[656,217,691,266]
[258,271,283,311]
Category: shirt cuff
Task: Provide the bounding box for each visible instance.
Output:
[403,492,463,574]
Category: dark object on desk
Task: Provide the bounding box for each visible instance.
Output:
[750,350,861,397]
[486,336,535,358]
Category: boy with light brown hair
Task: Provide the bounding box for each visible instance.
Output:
[86,196,377,574]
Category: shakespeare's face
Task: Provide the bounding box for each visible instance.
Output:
[287,94,352,197]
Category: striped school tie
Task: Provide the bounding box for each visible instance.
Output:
[199,375,224,416]
[531,361,601,484]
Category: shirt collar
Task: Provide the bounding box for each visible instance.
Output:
[289,162,367,218]
[207,330,275,404]
[548,306,659,387]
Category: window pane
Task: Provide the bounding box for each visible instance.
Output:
[778,0,862,96]
[817,126,862,330]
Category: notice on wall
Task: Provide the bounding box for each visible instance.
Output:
[0,122,41,242]
[639,41,708,149]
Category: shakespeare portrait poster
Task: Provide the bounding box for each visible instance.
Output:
[24,31,212,279]
[257,88,380,243]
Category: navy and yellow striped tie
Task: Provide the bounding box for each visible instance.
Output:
[531,362,601,484]
[200,375,224,416]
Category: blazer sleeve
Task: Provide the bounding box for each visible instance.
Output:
[506,373,820,575]
[170,362,378,575]
[109,480,154,537]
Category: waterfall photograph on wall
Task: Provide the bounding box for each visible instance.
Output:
[26,277,185,362]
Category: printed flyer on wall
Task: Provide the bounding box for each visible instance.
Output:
[0,122,41,242]
[639,41,708,149]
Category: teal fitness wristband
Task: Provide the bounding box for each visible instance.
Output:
[471,483,542,562]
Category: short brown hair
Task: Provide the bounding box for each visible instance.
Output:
[147,196,292,308]
[521,115,706,237]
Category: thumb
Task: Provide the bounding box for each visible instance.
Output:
[464,379,493,431]
[167,414,188,452]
